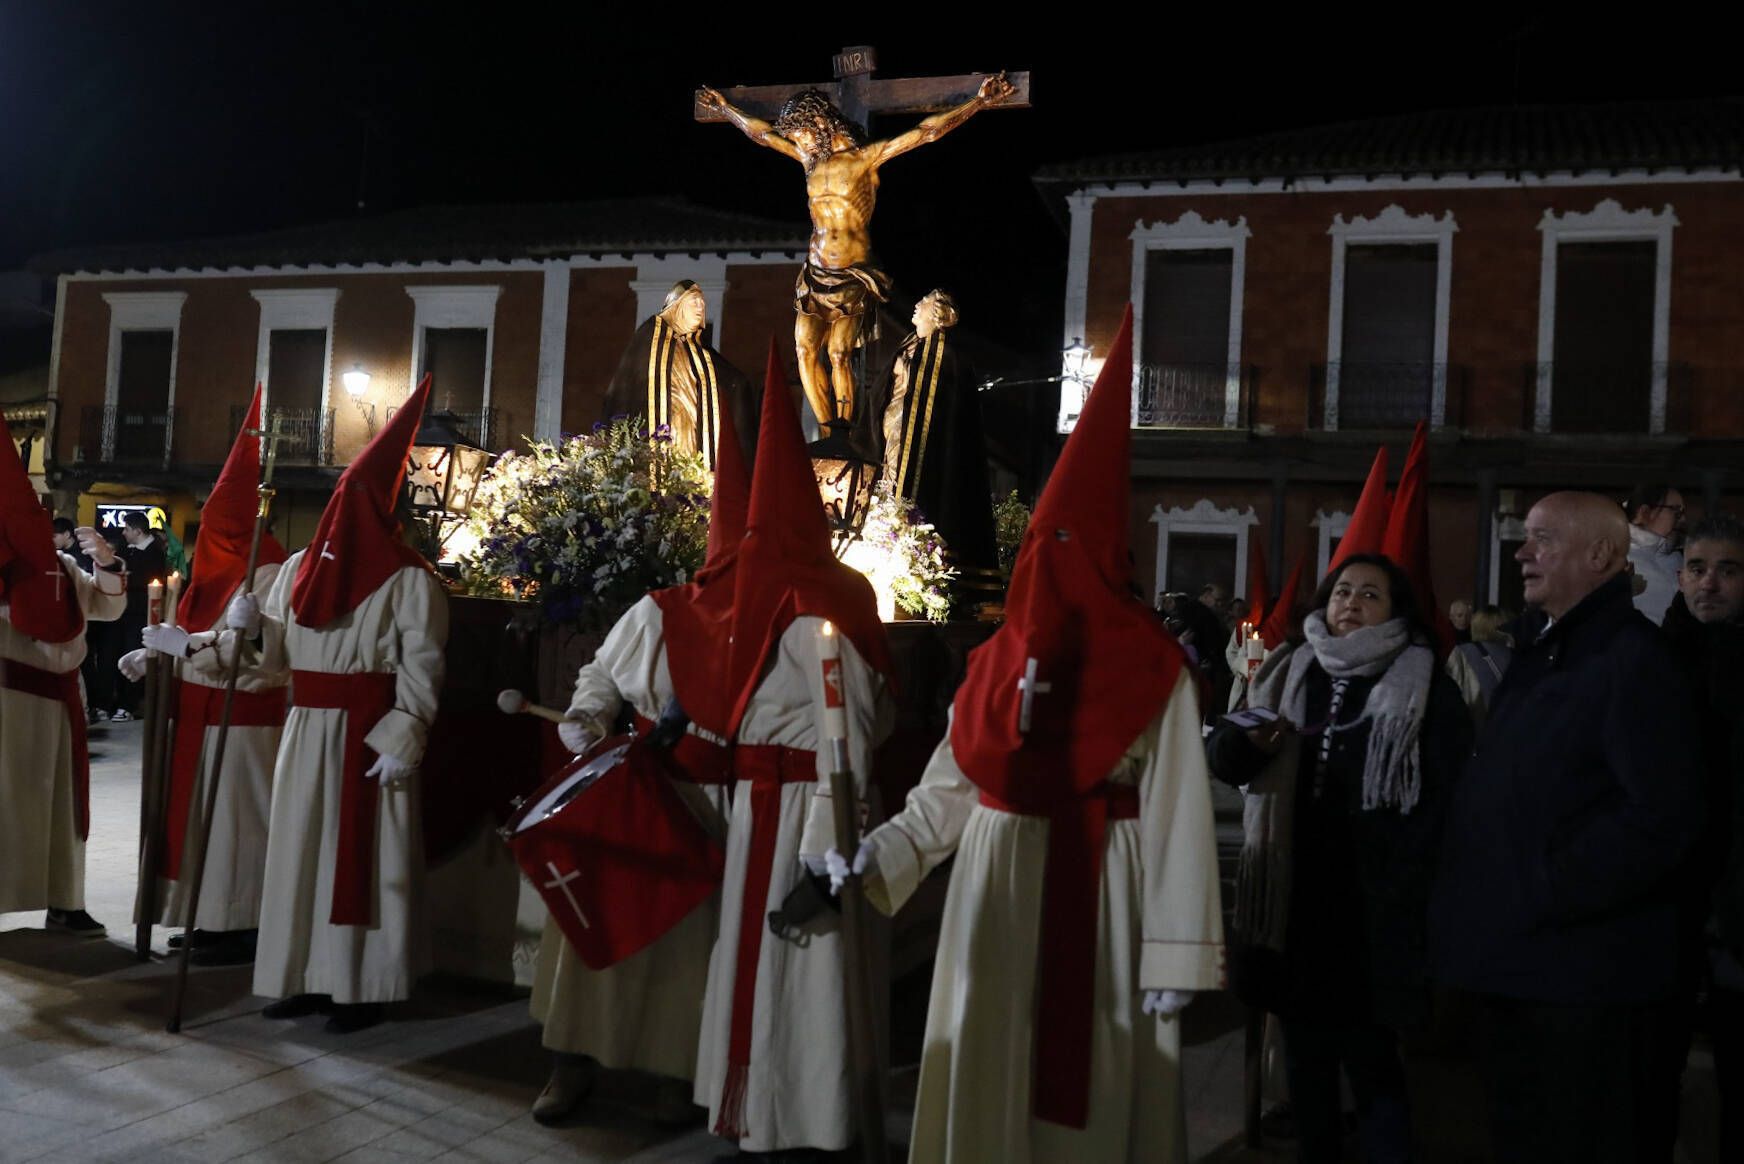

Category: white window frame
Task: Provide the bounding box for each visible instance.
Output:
[407,285,503,408]
[629,255,730,340]
[1311,509,1351,579]
[1489,514,1528,603]
[101,291,187,461]
[1149,499,1259,601]
[1324,205,1456,431]
[1128,211,1250,429]
[251,289,339,414]
[1533,198,1678,435]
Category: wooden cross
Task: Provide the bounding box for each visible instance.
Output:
[693,45,1031,132]
[1017,656,1053,734]
[542,861,591,929]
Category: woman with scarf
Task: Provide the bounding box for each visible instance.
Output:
[1209,553,1470,1164]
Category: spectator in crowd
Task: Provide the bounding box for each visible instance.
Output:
[112,512,166,722]
[1159,591,1235,720]
[55,517,113,723]
[1660,513,1744,1161]
[1626,482,1687,624]
[1447,598,1473,643]
[1210,553,1471,1164]
[1230,596,1250,626]
[1199,580,1231,622]
[1433,491,1703,1164]
[1445,604,1514,727]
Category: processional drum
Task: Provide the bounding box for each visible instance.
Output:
[501,733,725,969]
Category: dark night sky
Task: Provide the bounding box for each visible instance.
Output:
[0,6,1731,355]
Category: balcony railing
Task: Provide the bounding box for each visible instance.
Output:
[385,404,500,450]
[1133,363,1247,429]
[228,405,336,465]
[1310,362,1451,430]
[1526,361,1692,435]
[78,405,175,467]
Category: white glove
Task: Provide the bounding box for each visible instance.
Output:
[226,592,261,635]
[557,719,598,755]
[365,752,415,784]
[142,623,190,657]
[76,526,116,566]
[118,648,149,683]
[824,840,876,896]
[799,853,829,877]
[1142,989,1195,1019]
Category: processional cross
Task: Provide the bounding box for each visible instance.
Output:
[696,48,1030,429]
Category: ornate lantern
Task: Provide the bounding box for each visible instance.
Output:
[808,420,878,553]
[405,408,492,563]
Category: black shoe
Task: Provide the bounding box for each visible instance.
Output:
[262,993,331,1020]
[45,909,106,938]
[191,930,258,966]
[324,1002,384,1034]
[168,929,216,950]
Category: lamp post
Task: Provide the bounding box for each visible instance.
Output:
[404,407,492,568]
[1057,337,1092,434]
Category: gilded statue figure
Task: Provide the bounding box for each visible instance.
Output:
[697,73,1016,428]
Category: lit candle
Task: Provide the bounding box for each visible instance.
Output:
[147,578,163,627]
[163,571,182,630]
[818,621,848,743]
[1246,634,1264,663]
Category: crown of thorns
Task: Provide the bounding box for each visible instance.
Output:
[774,88,865,148]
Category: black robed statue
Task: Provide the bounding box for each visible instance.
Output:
[870,289,1001,607]
[600,280,757,469]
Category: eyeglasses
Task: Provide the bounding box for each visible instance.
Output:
[1649,503,1687,520]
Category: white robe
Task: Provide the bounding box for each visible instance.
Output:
[134,563,286,932]
[0,554,126,912]
[693,615,894,1153]
[529,594,729,1080]
[247,552,448,1004]
[862,672,1224,1164]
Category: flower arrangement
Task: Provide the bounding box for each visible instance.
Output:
[993,490,1032,577]
[457,420,712,632]
[838,485,957,623]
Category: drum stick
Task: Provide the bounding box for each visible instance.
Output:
[497,688,571,725]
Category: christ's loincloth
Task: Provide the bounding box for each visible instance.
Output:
[793,260,893,324]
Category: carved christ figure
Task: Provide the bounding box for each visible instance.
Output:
[697,73,1016,428]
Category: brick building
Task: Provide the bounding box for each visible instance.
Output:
[1037,98,1744,614]
[34,198,807,548]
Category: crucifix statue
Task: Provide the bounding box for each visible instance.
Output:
[696,47,1028,430]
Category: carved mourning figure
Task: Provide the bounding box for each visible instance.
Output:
[872,289,1001,607]
[697,74,1016,429]
[600,280,756,470]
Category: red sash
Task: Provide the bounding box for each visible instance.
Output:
[290,669,398,925]
[162,678,287,879]
[0,659,89,840]
[713,742,818,1140]
[977,782,1141,1129]
[630,712,733,785]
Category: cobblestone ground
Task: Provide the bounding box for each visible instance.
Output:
[0,722,1719,1162]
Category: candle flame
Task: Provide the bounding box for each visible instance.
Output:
[821,620,835,638]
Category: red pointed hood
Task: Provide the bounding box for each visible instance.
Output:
[178,386,288,632]
[653,365,752,733]
[716,340,893,737]
[290,374,434,628]
[1245,533,1271,628]
[0,413,83,642]
[1327,445,1393,576]
[1381,422,1453,653]
[1259,549,1307,649]
[951,306,1185,806]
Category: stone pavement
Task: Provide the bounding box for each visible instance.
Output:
[0,720,1721,1162]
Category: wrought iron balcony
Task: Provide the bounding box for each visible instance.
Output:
[1133,362,1247,429]
[78,405,175,467]
[228,405,336,465]
[1310,362,1448,430]
[386,404,499,450]
[1525,361,1692,435]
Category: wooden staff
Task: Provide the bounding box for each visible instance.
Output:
[168,418,286,1033]
[135,578,169,960]
[818,623,887,1164]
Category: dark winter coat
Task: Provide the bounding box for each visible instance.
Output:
[1431,572,1705,1004]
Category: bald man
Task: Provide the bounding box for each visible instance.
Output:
[1432,492,1704,1164]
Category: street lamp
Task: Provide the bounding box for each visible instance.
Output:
[405,407,493,565]
[341,363,378,435]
